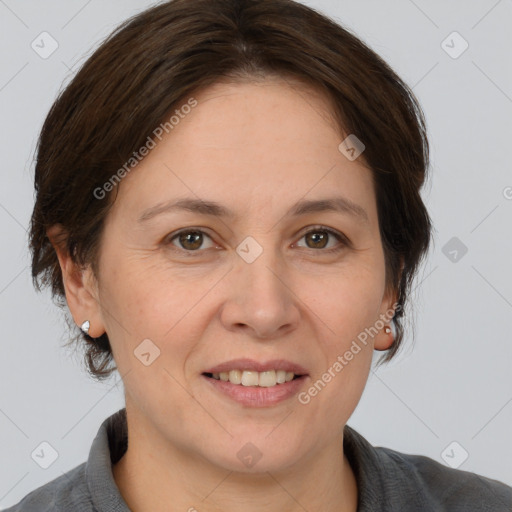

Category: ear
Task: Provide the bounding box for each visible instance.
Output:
[374,257,404,351]
[47,224,105,338]
[373,289,399,351]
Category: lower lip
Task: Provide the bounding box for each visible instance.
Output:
[202,374,308,407]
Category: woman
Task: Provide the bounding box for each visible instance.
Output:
[6,0,511,510]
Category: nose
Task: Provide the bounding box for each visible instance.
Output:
[219,244,301,340]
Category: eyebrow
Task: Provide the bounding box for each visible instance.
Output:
[138,196,369,224]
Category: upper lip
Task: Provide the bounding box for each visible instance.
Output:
[204,358,309,375]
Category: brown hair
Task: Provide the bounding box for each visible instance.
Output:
[29,0,433,380]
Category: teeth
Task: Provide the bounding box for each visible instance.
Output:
[212,370,299,387]
[241,371,259,386]
[258,370,276,387]
[276,370,287,383]
[228,370,242,384]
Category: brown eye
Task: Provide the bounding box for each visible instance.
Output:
[166,226,348,256]
[295,226,348,253]
[178,231,203,250]
[305,231,329,249]
[168,229,215,252]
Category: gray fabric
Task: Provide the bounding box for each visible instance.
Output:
[5,408,512,511]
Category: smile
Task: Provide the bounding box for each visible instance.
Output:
[204,369,299,387]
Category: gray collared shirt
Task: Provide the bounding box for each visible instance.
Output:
[4,408,512,511]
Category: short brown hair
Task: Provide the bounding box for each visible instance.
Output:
[29,0,433,380]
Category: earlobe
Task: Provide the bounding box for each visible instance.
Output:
[374,319,395,351]
[46,224,105,338]
[374,257,404,351]
[374,287,399,351]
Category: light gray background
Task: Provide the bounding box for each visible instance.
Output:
[1,0,511,508]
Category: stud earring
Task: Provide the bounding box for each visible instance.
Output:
[384,319,396,338]
[80,320,90,335]
[384,319,396,337]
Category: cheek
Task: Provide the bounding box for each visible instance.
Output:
[302,261,385,337]
[98,251,179,327]
[308,322,374,423]
[299,262,383,396]
[97,255,211,373]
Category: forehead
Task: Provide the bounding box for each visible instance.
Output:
[109,78,377,226]
[182,77,343,151]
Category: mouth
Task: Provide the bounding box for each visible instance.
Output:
[201,359,309,407]
[202,370,303,387]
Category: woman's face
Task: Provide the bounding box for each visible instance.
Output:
[87,78,397,472]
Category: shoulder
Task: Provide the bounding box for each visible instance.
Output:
[377,445,512,511]
[2,463,92,512]
[343,425,512,511]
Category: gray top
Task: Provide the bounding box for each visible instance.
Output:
[5,408,512,511]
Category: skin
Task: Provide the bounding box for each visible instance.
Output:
[49,77,399,512]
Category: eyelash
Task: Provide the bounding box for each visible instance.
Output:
[165,225,349,256]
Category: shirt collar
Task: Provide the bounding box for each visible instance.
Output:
[86,408,130,512]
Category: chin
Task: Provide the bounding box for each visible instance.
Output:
[213,450,301,475]
[202,429,308,474]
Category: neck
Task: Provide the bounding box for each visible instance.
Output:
[112,406,358,512]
